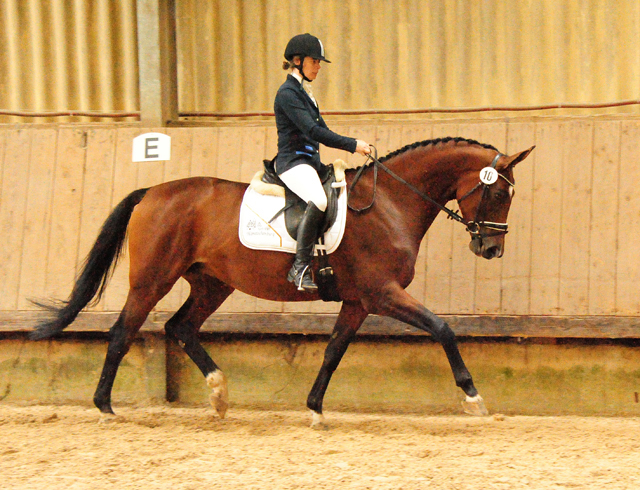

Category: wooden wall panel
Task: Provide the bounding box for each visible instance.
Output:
[17,129,57,309]
[239,126,268,183]
[264,126,278,164]
[0,130,5,203]
[44,128,86,300]
[616,121,640,314]
[375,125,404,158]
[190,128,219,177]
[215,127,244,183]
[529,122,563,314]
[0,130,32,309]
[165,128,194,182]
[3,117,640,329]
[558,120,593,314]
[589,121,620,315]
[501,122,536,314]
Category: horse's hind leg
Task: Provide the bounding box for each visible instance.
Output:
[165,272,235,418]
[307,301,369,427]
[94,288,167,416]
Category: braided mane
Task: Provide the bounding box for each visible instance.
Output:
[378,136,499,164]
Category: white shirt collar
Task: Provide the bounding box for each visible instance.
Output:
[291,71,317,106]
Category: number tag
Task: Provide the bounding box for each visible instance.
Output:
[479,167,498,185]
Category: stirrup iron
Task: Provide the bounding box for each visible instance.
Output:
[288,264,317,292]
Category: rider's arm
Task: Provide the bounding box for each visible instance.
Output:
[276,88,357,153]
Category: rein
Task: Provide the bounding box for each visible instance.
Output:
[347,147,513,239]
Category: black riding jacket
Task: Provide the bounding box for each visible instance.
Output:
[274,74,357,174]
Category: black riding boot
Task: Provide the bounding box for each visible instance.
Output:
[287,202,325,291]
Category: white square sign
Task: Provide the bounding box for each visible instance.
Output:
[132,133,171,162]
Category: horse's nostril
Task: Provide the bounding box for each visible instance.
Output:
[483,246,500,259]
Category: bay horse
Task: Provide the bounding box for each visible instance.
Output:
[32,136,533,426]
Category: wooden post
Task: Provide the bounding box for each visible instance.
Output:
[136,0,178,126]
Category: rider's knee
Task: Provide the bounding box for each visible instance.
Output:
[310,195,327,212]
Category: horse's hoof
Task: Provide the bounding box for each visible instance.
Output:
[310,410,328,429]
[462,394,489,416]
[207,371,229,419]
[210,393,229,419]
[98,412,121,424]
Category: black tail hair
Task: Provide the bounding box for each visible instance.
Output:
[30,188,149,340]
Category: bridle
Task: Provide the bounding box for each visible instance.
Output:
[456,152,514,239]
[347,148,514,240]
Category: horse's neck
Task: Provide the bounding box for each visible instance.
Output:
[389,149,462,203]
[340,149,468,261]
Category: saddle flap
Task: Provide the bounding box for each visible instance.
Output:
[283,167,339,240]
[258,158,341,240]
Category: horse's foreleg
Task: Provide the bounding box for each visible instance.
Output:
[165,273,234,418]
[427,313,488,416]
[371,287,488,416]
[307,301,368,427]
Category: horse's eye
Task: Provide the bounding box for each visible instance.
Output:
[494,189,510,202]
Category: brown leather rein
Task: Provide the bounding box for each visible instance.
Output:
[346,148,513,239]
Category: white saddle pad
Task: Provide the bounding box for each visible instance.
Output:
[239,185,348,255]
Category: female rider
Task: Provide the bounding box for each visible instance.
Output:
[275,33,371,292]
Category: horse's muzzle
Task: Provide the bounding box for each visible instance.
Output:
[469,236,504,259]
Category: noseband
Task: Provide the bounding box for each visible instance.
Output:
[347,148,514,240]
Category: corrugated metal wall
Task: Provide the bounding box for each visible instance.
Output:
[2,0,639,123]
[176,0,640,114]
[0,0,139,123]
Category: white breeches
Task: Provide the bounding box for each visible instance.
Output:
[278,163,327,212]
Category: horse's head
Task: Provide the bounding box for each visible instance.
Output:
[455,146,535,259]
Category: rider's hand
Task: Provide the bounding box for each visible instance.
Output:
[355,140,371,156]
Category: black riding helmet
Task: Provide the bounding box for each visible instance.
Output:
[284,33,330,81]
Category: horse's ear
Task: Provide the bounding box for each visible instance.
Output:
[498,146,535,169]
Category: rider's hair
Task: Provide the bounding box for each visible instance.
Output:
[282,55,302,70]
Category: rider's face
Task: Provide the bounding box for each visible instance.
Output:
[302,57,321,81]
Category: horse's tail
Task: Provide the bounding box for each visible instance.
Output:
[31,188,149,340]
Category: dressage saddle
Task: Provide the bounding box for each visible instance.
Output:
[260,157,340,240]
[261,157,342,302]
